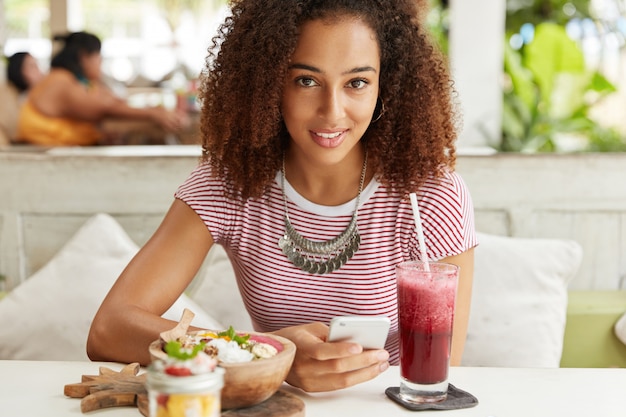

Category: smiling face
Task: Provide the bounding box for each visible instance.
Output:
[281,16,380,167]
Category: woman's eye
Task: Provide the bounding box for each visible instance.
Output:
[296,77,318,87]
[348,79,368,89]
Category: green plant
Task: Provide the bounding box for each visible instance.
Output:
[425,0,450,55]
[506,0,591,32]
[498,21,625,152]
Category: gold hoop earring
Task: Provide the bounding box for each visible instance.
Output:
[372,97,385,123]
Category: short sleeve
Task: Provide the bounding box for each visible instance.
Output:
[174,163,232,244]
[417,170,477,260]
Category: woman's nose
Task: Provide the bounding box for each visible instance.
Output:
[319,88,345,121]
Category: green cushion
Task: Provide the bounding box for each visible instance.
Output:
[561,291,626,368]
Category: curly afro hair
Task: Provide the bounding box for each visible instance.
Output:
[199,0,459,199]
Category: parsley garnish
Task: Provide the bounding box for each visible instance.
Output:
[218,326,250,346]
[164,340,206,360]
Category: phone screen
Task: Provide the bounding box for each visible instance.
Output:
[327,316,390,350]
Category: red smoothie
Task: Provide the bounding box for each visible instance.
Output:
[397,264,457,385]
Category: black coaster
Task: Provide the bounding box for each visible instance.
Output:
[385,384,479,411]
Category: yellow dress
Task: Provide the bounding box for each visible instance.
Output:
[17,100,102,146]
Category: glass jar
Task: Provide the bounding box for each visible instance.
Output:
[147,366,225,417]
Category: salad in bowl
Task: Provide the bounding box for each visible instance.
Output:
[149,310,296,410]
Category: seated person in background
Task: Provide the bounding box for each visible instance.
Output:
[7,52,44,99]
[0,52,44,145]
[7,52,45,96]
[16,31,187,147]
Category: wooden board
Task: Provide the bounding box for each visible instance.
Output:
[64,363,148,414]
[64,363,305,417]
[222,390,305,417]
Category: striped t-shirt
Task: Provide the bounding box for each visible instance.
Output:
[175,163,477,365]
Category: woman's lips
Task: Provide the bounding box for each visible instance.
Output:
[310,130,347,148]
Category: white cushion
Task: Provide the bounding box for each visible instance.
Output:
[0,213,223,361]
[462,232,583,368]
[615,312,626,347]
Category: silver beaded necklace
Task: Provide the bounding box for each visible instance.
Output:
[278,153,367,274]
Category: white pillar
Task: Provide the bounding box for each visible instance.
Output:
[448,0,506,151]
[49,0,68,54]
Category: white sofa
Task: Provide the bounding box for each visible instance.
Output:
[0,204,584,369]
[1,146,625,367]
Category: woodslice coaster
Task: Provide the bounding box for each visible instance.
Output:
[64,363,305,417]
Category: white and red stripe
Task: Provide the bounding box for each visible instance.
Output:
[175,163,477,365]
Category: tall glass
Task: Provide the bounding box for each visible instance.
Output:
[396,261,459,403]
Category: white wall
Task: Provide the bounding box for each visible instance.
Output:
[457,153,626,291]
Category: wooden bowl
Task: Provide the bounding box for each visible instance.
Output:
[149,330,296,410]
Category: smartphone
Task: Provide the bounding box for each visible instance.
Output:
[327,316,391,350]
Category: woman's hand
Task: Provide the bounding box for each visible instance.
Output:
[273,322,390,392]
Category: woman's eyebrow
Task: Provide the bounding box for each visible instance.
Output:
[288,63,320,72]
[288,63,378,74]
[347,66,377,75]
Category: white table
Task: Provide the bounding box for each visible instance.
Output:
[0,361,624,416]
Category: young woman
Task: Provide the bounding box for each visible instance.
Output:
[88,0,477,393]
[16,32,187,146]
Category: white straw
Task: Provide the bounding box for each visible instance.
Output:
[409,192,430,271]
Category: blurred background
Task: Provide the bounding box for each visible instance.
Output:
[431,0,626,152]
[2,0,626,152]
[1,0,227,89]
[0,0,229,145]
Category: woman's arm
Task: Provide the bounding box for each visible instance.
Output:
[32,70,187,132]
[440,247,475,366]
[88,86,188,132]
[87,199,213,365]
